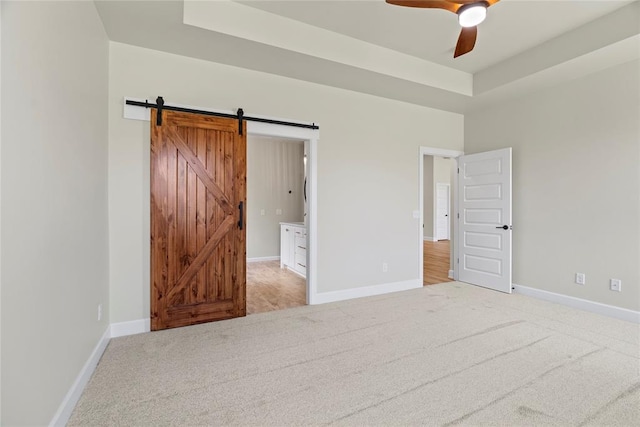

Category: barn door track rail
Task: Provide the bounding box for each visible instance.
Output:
[126,96,319,135]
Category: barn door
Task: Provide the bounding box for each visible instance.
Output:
[151,110,246,330]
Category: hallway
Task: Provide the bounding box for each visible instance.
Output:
[423,240,452,286]
[246,261,306,315]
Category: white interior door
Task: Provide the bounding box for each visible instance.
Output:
[457,148,512,293]
[435,183,450,240]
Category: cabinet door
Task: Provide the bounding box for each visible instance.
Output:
[293,226,307,276]
[280,225,290,268]
[288,228,296,268]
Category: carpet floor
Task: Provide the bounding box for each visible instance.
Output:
[69,282,640,426]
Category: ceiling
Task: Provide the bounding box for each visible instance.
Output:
[239,0,634,73]
[95,0,640,113]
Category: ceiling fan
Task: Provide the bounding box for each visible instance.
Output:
[386,0,500,58]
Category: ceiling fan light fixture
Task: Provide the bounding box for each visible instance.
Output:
[458,3,488,28]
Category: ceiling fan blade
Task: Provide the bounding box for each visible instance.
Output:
[454,26,477,58]
[386,0,459,13]
[446,0,500,5]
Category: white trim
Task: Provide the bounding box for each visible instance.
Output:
[306,135,319,305]
[49,327,111,427]
[311,279,422,305]
[419,147,463,285]
[110,318,150,338]
[283,266,306,279]
[423,236,437,242]
[513,284,640,324]
[124,97,320,311]
[448,270,454,279]
[247,256,280,263]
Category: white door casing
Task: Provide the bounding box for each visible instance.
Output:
[436,183,450,240]
[457,148,512,293]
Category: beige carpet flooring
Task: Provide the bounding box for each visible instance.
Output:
[69,282,640,426]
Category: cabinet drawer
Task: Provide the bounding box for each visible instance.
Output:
[294,253,306,268]
[295,264,307,276]
[294,236,307,250]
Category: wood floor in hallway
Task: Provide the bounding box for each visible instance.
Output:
[424,240,452,286]
[246,260,306,315]
[248,241,451,314]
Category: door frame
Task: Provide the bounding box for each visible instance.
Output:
[435,183,450,241]
[418,147,463,284]
[246,121,319,305]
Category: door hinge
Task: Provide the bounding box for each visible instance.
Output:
[457,213,460,219]
[457,258,459,264]
[457,167,460,174]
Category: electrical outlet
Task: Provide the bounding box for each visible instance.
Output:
[575,273,585,285]
[382,262,388,273]
[276,209,282,215]
[610,279,622,292]
[260,209,265,216]
[97,304,102,321]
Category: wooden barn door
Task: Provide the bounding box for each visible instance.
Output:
[151,110,246,330]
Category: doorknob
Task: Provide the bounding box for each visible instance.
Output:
[495,225,511,230]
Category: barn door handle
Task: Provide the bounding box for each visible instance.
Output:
[238,202,244,230]
[496,225,511,230]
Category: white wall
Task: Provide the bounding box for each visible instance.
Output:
[0,1,109,425]
[247,136,304,259]
[434,157,454,242]
[423,156,454,240]
[108,42,463,323]
[434,157,453,186]
[423,156,434,240]
[465,60,640,311]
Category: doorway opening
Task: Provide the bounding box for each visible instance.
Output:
[419,147,463,286]
[246,135,307,314]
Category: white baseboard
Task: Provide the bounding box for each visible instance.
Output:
[423,236,437,242]
[448,270,454,279]
[310,279,422,305]
[50,319,152,425]
[283,265,306,279]
[513,284,640,324]
[110,318,150,338]
[247,256,280,263]
[49,326,111,427]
